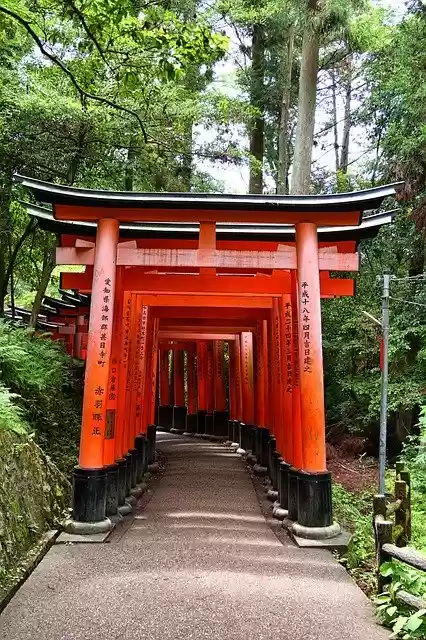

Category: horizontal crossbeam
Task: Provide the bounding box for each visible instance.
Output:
[61,271,354,297]
[56,247,359,272]
[159,331,237,341]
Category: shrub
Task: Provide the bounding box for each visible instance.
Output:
[0,321,83,475]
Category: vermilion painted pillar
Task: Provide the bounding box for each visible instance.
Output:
[204,341,214,436]
[234,334,243,424]
[279,294,293,465]
[140,316,154,435]
[262,320,270,430]
[254,326,265,429]
[196,341,207,435]
[129,296,144,443]
[158,347,173,431]
[240,332,254,454]
[71,218,119,530]
[103,268,123,517]
[132,304,150,488]
[184,346,198,436]
[228,340,236,442]
[114,291,133,516]
[171,348,186,434]
[147,318,159,426]
[119,293,139,501]
[123,294,138,454]
[135,305,149,437]
[271,299,284,456]
[145,317,159,466]
[213,340,228,438]
[291,271,303,470]
[213,340,226,411]
[115,292,131,463]
[254,320,272,476]
[74,314,85,359]
[294,222,338,537]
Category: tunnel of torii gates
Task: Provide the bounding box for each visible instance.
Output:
[17,175,402,541]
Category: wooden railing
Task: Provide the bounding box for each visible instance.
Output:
[374,463,426,610]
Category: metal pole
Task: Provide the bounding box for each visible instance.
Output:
[379,273,390,495]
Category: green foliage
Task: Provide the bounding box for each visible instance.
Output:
[372,406,426,638]
[400,407,426,551]
[0,321,82,474]
[375,562,426,639]
[323,211,426,443]
[332,482,377,592]
[0,382,27,435]
[361,6,426,223]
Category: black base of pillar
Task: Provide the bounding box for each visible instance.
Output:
[134,434,146,484]
[185,413,198,435]
[171,405,187,434]
[287,467,299,522]
[123,452,133,497]
[258,427,270,469]
[158,405,173,432]
[116,458,128,506]
[205,413,214,436]
[272,452,282,492]
[268,437,277,485]
[129,448,138,488]
[232,420,240,444]
[213,410,229,438]
[197,410,207,435]
[250,426,258,459]
[227,419,234,441]
[105,463,119,517]
[146,424,157,464]
[240,423,255,452]
[279,461,290,510]
[72,466,107,523]
[297,471,333,528]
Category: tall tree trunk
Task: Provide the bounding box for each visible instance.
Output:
[249,24,265,194]
[277,25,295,194]
[2,218,37,302]
[331,68,340,174]
[291,1,321,195]
[339,54,353,174]
[29,242,56,329]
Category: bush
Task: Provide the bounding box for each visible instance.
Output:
[332,483,377,593]
[0,321,83,475]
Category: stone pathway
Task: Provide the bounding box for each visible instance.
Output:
[0,433,388,639]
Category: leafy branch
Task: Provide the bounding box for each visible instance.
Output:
[0,4,148,142]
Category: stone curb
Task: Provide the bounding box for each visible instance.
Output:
[0,529,59,615]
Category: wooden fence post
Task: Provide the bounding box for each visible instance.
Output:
[395,479,408,547]
[400,469,411,542]
[376,517,393,593]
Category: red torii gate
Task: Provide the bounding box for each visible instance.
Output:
[17,175,401,542]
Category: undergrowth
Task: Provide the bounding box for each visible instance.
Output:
[0,320,83,475]
[333,407,426,639]
[332,482,377,595]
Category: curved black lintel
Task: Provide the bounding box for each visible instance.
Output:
[15,174,403,214]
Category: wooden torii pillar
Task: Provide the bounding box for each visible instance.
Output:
[158,347,173,432]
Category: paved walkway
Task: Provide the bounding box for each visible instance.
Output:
[0,434,388,639]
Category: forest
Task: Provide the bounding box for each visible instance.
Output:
[0,0,425,635]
